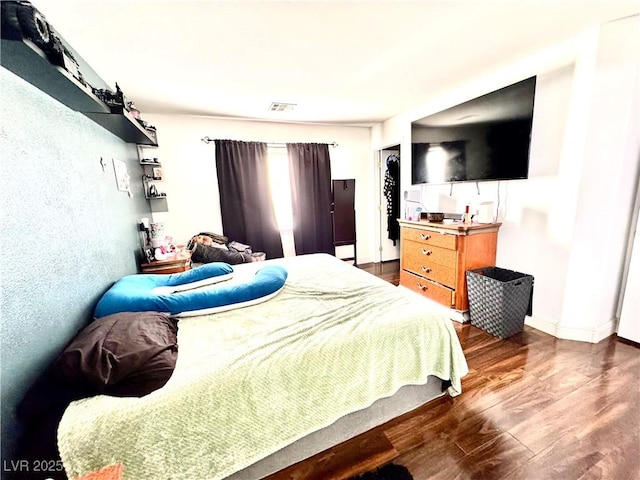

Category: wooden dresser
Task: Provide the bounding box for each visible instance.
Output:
[398,219,500,312]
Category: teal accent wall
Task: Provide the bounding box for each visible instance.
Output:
[0,67,152,461]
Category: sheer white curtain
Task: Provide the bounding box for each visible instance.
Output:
[266,146,296,257]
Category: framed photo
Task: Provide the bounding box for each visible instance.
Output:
[144,247,154,263]
[112,158,131,194]
[152,167,164,180]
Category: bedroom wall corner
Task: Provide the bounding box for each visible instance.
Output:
[141,114,376,263]
[0,67,152,462]
[557,14,640,342]
[374,17,639,343]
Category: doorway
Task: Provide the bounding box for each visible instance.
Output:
[377,145,401,262]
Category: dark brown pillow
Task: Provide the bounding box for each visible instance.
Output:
[52,311,178,397]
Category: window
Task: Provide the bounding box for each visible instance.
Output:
[267,146,296,256]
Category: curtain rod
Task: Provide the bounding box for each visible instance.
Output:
[200,136,338,148]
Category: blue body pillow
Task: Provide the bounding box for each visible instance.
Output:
[94,263,287,318]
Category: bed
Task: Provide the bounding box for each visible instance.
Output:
[57,253,468,480]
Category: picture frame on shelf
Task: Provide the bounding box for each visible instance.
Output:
[152,167,163,180]
[144,247,154,263]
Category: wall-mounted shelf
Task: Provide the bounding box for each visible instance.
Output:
[1,37,158,146]
[85,107,158,146]
[138,145,168,212]
[1,38,108,113]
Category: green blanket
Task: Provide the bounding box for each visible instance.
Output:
[58,254,468,480]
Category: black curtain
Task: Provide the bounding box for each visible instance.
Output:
[215,140,284,259]
[287,143,334,256]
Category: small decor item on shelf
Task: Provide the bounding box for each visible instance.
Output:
[150,222,166,248]
[136,119,157,133]
[166,236,177,253]
[154,247,168,261]
[1,1,87,85]
[93,82,127,112]
[127,101,140,119]
[427,212,444,223]
[48,33,85,84]
[1,1,50,46]
[150,186,165,198]
[152,167,163,180]
[144,247,154,263]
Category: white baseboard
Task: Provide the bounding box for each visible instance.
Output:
[524,315,558,338]
[356,255,375,265]
[338,254,374,265]
[594,317,618,343]
[525,315,617,343]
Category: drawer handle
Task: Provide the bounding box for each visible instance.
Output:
[416,282,428,291]
[420,233,431,240]
[421,249,433,256]
[421,266,432,273]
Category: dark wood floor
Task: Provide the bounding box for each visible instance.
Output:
[358,260,401,286]
[266,260,640,480]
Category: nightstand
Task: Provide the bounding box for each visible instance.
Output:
[140,251,192,274]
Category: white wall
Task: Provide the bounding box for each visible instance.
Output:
[139,15,638,343]
[140,114,375,262]
[372,15,640,343]
[558,15,640,342]
[618,194,640,342]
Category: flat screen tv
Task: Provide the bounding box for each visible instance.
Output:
[411,76,536,185]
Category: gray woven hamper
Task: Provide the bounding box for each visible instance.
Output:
[466,267,534,339]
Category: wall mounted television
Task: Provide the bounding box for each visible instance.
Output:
[411,76,536,185]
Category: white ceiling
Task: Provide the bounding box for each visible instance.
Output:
[32,0,639,126]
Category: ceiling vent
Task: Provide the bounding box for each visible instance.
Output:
[269,102,297,112]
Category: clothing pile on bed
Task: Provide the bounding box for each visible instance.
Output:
[187,231,262,265]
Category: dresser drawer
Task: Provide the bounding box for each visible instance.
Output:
[402,227,457,250]
[400,270,454,307]
[403,255,456,288]
[403,240,457,269]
